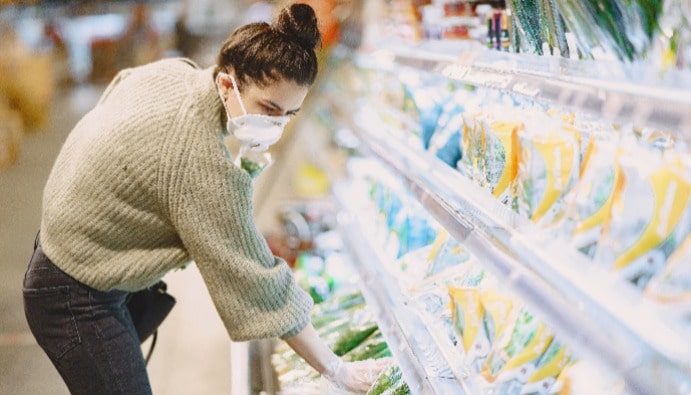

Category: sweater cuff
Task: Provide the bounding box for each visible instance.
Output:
[279,308,312,340]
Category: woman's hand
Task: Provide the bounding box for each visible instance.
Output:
[285,324,393,393]
[323,357,393,393]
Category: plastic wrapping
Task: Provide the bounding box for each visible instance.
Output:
[481,309,555,394]
[480,118,523,205]
[519,339,572,395]
[366,365,410,395]
[594,147,691,289]
[401,78,453,149]
[645,234,691,307]
[428,88,476,167]
[515,116,580,226]
[559,137,621,258]
[554,0,662,61]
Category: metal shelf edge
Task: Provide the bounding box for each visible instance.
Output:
[335,182,478,395]
[354,44,691,138]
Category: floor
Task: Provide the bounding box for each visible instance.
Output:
[0,83,232,395]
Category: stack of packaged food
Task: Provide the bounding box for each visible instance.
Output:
[373,70,691,310]
[348,171,634,394]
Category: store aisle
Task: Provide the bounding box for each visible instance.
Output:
[0,84,230,394]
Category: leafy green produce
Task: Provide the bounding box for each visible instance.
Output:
[508,0,544,55]
[542,0,570,56]
[633,0,663,39]
[366,365,403,395]
[345,339,389,362]
[332,323,379,356]
[240,157,264,177]
[555,0,663,61]
[311,291,366,330]
[385,382,411,395]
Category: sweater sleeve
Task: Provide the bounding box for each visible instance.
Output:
[164,126,313,341]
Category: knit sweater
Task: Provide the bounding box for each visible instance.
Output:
[40,58,313,341]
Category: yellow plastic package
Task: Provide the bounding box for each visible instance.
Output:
[460,111,487,183]
[519,339,572,395]
[559,138,622,258]
[479,287,515,349]
[645,234,691,307]
[515,117,580,226]
[423,229,471,278]
[481,118,523,205]
[481,309,554,392]
[449,286,491,372]
[595,148,691,288]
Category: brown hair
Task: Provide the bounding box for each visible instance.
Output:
[216,3,320,91]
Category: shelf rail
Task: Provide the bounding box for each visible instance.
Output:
[357,42,691,139]
[335,181,481,395]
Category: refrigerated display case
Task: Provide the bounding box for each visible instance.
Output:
[243,1,691,394]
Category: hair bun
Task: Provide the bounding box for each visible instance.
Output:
[275,3,320,50]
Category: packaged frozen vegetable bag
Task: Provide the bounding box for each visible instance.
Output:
[479,287,516,348]
[366,365,407,395]
[389,206,438,259]
[482,118,523,205]
[430,88,483,167]
[449,286,491,372]
[423,229,470,278]
[520,339,573,395]
[401,78,451,149]
[595,148,691,289]
[409,258,486,349]
[515,117,580,226]
[481,309,554,391]
[428,107,464,168]
[395,244,435,287]
[560,138,621,258]
[645,233,691,307]
[460,111,489,184]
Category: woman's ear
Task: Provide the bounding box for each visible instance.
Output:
[217,74,231,96]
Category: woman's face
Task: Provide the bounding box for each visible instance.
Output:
[218,73,309,118]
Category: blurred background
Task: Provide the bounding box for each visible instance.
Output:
[0,1,337,394]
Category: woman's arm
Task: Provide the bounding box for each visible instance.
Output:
[285,323,392,393]
[285,323,340,374]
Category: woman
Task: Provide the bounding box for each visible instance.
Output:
[23,3,389,394]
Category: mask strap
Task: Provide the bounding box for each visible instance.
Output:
[215,72,248,117]
[228,74,248,116]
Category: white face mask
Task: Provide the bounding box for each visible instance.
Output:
[216,72,290,152]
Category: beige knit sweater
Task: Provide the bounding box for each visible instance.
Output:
[40,58,313,341]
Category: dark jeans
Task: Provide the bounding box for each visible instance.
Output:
[23,235,152,395]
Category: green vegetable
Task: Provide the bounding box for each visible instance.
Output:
[372,347,393,359]
[385,382,411,395]
[507,0,544,55]
[633,0,663,40]
[332,323,379,356]
[556,0,663,61]
[345,340,389,362]
[366,365,403,395]
[542,0,569,56]
[311,291,366,330]
[240,157,264,177]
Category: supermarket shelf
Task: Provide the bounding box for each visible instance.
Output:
[335,181,481,395]
[347,108,691,395]
[230,341,251,395]
[231,339,280,395]
[356,42,691,137]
